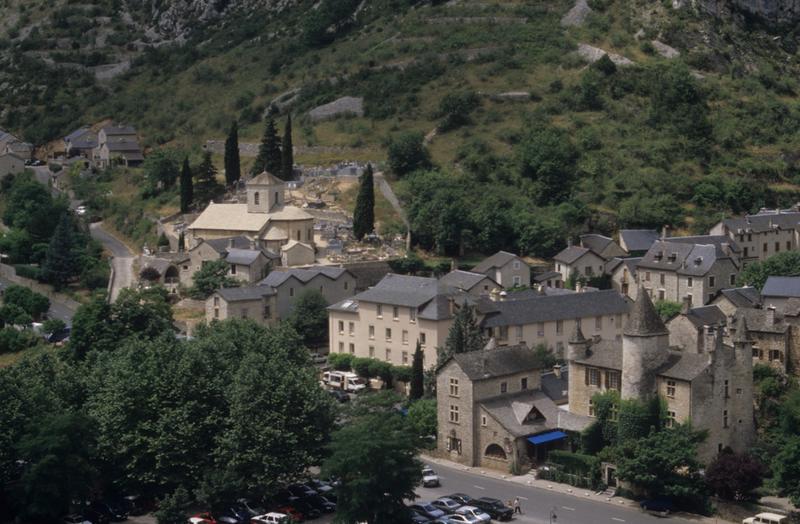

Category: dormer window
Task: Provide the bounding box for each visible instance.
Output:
[655,251,663,261]
[668,253,677,262]
[694,257,702,266]
[524,407,544,423]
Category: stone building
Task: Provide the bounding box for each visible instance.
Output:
[711,286,761,317]
[436,344,591,472]
[666,302,728,352]
[635,236,741,306]
[567,291,754,463]
[711,208,800,265]
[618,229,659,256]
[607,257,641,300]
[762,276,800,311]
[439,270,499,296]
[740,306,792,373]
[471,251,531,288]
[0,152,25,178]
[207,286,277,325]
[94,125,143,167]
[579,234,627,259]
[186,236,279,286]
[553,246,606,283]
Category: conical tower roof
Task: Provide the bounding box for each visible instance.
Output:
[624,289,668,336]
[733,314,749,344]
[569,323,587,344]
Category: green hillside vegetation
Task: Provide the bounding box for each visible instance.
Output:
[3,0,800,258]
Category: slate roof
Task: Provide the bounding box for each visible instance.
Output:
[575,339,711,381]
[260,266,350,287]
[637,237,740,276]
[64,127,98,149]
[479,290,629,328]
[619,229,660,252]
[102,125,137,136]
[682,305,727,329]
[722,210,800,234]
[480,389,592,437]
[739,308,788,334]
[439,270,496,291]
[343,261,393,291]
[472,251,522,273]
[574,339,622,370]
[541,369,569,404]
[762,276,800,299]
[580,234,624,257]
[452,344,546,381]
[354,274,453,307]
[204,236,256,254]
[215,286,275,301]
[624,290,668,336]
[553,245,593,264]
[533,271,561,283]
[606,256,641,276]
[106,138,141,152]
[716,287,761,309]
[225,248,265,266]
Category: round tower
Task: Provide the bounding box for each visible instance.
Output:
[567,323,588,362]
[621,289,670,400]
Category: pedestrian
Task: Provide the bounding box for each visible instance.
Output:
[513,497,522,514]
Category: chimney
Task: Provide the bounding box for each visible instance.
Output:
[703,325,715,353]
[567,237,573,247]
[681,296,691,314]
[489,288,501,302]
[553,364,562,379]
[249,239,256,250]
[448,298,456,315]
[767,305,776,326]
[661,225,669,239]
[228,238,235,249]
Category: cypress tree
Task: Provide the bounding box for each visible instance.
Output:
[440,301,485,364]
[194,151,223,204]
[41,213,79,290]
[280,114,294,181]
[224,121,241,186]
[179,157,193,213]
[252,116,282,176]
[409,340,424,401]
[352,163,375,240]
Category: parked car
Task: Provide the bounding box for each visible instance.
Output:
[291,500,320,520]
[305,480,334,495]
[304,495,335,513]
[742,513,788,524]
[76,205,87,216]
[455,506,490,523]
[275,506,303,523]
[63,515,92,524]
[83,503,111,524]
[431,498,461,513]
[409,503,445,520]
[236,499,265,517]
[421,467,440,487]
[287,484,317,499]
[90,500,128,522]
[446,494,474,506]
[188,513,217,524]
[328,389,350,403]
[443,514,481,524]
[640,498,673,516]
[252,513,291,524]
[471,498,512,521]
[274,489,300,504]
[410,513,430,524]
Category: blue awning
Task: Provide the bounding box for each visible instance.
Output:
[527,431,567,445]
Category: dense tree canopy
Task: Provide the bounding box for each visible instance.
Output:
[440,302,485,364]
[737,251,800,290]
[287,289,329,347]
[387,132,431,177]
[190,259,240,299]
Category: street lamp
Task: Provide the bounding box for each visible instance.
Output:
[549,506,558,523]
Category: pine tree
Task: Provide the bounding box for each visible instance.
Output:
[179,157,193,213]
[252,116,282,176]
[224,121,241,186]
[409,340,424,401]
[41,213,79,290]
[352,163,375,240]
[280,114,294,181]
[194,151,222,204]
[440,301,485,364]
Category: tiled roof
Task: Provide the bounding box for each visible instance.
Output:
[656,351,710,381]
[574,339,622,370]
[619,229,660,252]
[533,271,561,282]
[452,344,546,381]
[739,308,789,334]
[260,266,349,287]
[355,274,452,307]
[189,203,271,232]
[541,369,569,403]
[249,171,284,186]
[637,236,740,277]
[553,246,592,264]
[65,127,98,149]
[471,251,522,273]
[480,389,591,437]
[479,290,629,328]
[215,286,275,301]
[203,236,255,254]
[682,305,727,329]
[624,290,668,336]
[717,287,761,309]
[225,248,265,266]
[723,210,800,234]
[439,270,496,291]
[763,276,800,299]
[102,125,137,136]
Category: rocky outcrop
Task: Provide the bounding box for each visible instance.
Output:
[309,96,364,122]
[698,0,800,25]
[577,44,635,66]
[561,0,592,27]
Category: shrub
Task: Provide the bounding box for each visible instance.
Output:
[352,357,374,378]
[328,353,354,371]
[392,365,412,383]
[12,265,41,281]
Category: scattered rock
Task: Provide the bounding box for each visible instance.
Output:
[651,40,680,58]
[491,91,531,101]
[561,0,592,27]
[577,43,635,67]
[308,96,364,122]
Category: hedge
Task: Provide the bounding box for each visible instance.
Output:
[548,450,599,475]
[327,354,412,385]
[14,264,42,281]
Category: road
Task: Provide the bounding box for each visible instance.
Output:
[419,459,710,524]
[90,222,135,302]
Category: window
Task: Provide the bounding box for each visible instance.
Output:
[410,307,416,322]
[606,371,620,390]
[449,405,459,423]
[402,330,408,345]
[595,316,602,330]
[730,274,736,286]
[289,287,294,297]
[213,296,219,306]
[709,275,716,288]
[516,326,523,339]
[645,271,651,282]
[263,305,271,319]
[666,411,676,428]
[214,308,219,319]
[748,234,752,241]
[369,346,375,358]
[500,382,508,394]
[499,326,508,340]
[658,289,665,301]
[393,306,399,320]
[385,328,392,341]
[368,325,375,339]
[338,342,344,353]
[588,368,600,386]
[723,409,729,428]
[585,266,593,276]
[736,387,743,395]
[513,275,521,286]
[241,308,249,319]
[724,380,729,398]
[513,260,521,269]
[763,242,768,252]
[449,378,459,396]
[556,320,563,334]
[776,241,781,252]
[521,377,528,390]
[744,247,749,257]
[230,264,236,275]
[385,348,391,361]
[769,349,783,363]
[666,380,676,398]
[686,294,693,306]
[348,322,354,336]
[402,351,408,364]
[447,436,462,454]
[788,241,792,250]
[687,277,693,288]
[349,343,355,354]
[254,191,260,205]
[344,281,349,290]
[537,322,545,337]
[420,332,427,346]
[660,273,665,285]
[556,341,564,355]
[377,304,383,318]
[338,321,344,334]
[481,415,487,427]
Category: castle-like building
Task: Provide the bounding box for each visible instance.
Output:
[567,289,754,463]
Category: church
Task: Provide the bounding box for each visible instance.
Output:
[186,171,316,266]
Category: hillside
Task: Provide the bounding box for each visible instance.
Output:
[3,0,800,258]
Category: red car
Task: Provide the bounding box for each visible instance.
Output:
[188,512,217,524]
[275,506,304,522]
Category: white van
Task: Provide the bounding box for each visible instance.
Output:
[743,513,788,524]
[323,371,367,393]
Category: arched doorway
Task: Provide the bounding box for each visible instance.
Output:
[164,265,180,284]
[485,443,507,460]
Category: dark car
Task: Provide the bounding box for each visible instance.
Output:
[83,504,111,524]
[288,484,317,499]
[305,480,334,496]
[447,494,474,507]
[410,514,430,524]
[471,498,512,521]
[274,489,300,505]
[408,503,444,520]
[304,495,335,513]
[640,498,673,515]
[291,500,320,520]
[328,390,350,403]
